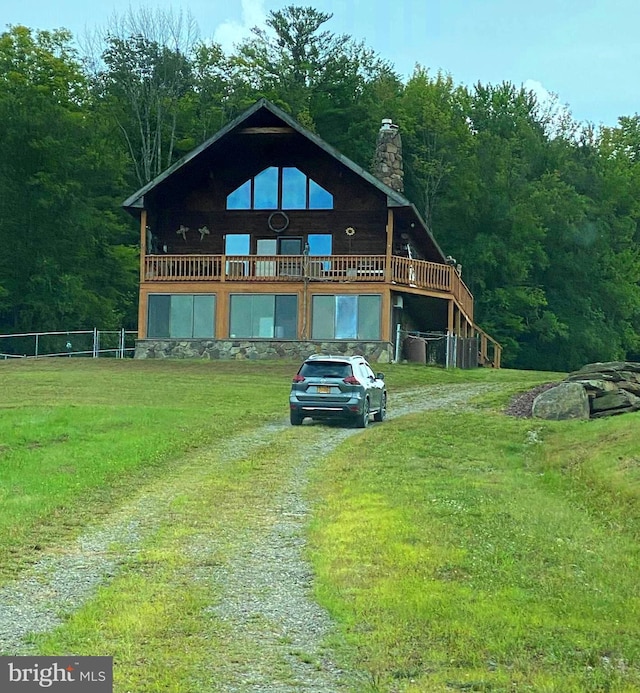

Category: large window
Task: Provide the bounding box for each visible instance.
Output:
[311,295,381,340]
[227,167,333,210]
[148,294,215,338]
[229,294,297,338]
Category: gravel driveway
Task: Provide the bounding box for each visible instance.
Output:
[0,383,493,690]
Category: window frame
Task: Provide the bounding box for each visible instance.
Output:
[311,294,382,341]
[229,293,298,339]
[226,167,333,210]
[147,293,216,339]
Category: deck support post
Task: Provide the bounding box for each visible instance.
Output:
[138,210,148,339]
[385,209,394,283]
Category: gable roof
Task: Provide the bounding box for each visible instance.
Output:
[122,98,445,260]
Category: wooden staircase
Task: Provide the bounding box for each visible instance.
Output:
[475,326,502,368]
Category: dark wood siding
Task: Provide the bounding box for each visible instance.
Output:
[146,131,390,256]
[151,210,387,256]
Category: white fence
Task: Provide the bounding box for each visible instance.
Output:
[0,329,138,359]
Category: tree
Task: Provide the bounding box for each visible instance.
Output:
[90,8,200,186]
[399,68,477,229]
[178,41,234,150]
[0,26,137,333]
[232,6,343,117]
[230,5,398,166]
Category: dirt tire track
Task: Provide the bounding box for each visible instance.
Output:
[0,383,495,690]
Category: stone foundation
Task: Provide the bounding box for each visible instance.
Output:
[134,339,394,363]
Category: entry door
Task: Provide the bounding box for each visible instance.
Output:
[278,237,303,276]
[225,234,250,276]
[256,239,277,277]
[278,237,303,255]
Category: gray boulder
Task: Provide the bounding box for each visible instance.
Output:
[532,382,590,420]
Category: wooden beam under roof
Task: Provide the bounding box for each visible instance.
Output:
[239,126,295,134]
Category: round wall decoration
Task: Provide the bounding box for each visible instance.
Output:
[345,226,356,236]
[268,211,290,233]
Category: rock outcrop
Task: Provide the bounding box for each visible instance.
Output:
[533,362,640,420]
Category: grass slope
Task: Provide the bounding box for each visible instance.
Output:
[3,359,639,691]
[309,405,640,691]
[0,359,293,579]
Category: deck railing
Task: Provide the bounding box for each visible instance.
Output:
[144,253,474,318]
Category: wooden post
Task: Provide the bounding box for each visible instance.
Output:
[138,210,148,339]
[138,290,147,340]
[494,343,501,369]
[447,299,454,334]
[301,282,309,340]
[139,209,147,282]
[380,288,391,342]
[385,209,393,283]
[215,288,228,339]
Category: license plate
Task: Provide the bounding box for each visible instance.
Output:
[317,385,331,394]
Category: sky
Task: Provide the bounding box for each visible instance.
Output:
[3,0,638,127]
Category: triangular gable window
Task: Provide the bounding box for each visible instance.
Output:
[308,179,333,209]
[226,179,251,209]
[226,167,333,210]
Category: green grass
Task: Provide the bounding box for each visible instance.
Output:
[309,409,640,691]
[5,357,638,691]
[0,358,294,579]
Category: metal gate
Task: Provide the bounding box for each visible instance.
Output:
[397,328,479,369]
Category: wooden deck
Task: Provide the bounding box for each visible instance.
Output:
[143,253,474,319]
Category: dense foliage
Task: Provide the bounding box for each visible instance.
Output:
[1,6,639,369]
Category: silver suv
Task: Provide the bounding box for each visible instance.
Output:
[289,354,387,427]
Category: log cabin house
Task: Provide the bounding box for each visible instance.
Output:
[123,99,500,366]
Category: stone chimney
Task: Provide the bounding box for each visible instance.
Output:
[372,118,404,193]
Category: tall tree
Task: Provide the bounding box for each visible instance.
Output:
[232,6,343,117]
[178,41,234,150]
[461,83,554,363]
[0,26,137,333]
[91,8,200,186]
[399,68,477,229]
[230,5,398,166]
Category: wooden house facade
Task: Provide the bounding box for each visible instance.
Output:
[123,99,500,365]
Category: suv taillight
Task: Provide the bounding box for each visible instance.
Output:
[292,374,305,383]
[342,375,359,384]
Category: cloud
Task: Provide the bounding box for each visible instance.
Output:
[523,78,573,130]
[214,0,267,51]
[523,79,554,107]
[523,78,570,116]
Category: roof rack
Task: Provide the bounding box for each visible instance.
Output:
[306,354,363,361]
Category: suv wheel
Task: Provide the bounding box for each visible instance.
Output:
[290,410,303,426]
[373,393,387,422]
[356,398,370,428]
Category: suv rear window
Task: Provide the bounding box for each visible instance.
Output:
[299,361,352,378]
